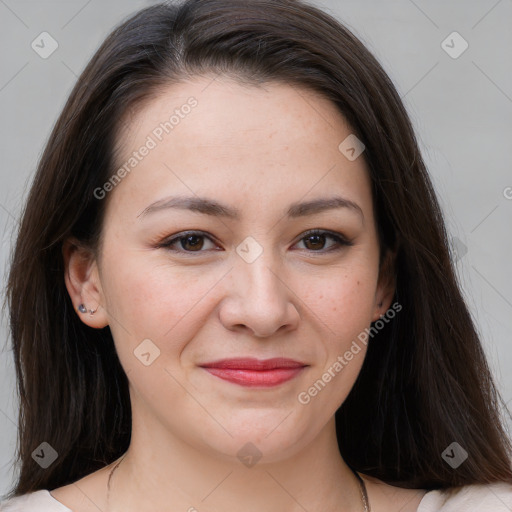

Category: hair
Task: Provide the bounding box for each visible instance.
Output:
[4,0,512,499]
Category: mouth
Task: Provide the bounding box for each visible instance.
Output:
[199,357,308,387]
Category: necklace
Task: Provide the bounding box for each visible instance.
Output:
[106,456,370,512]
[106,454,125,512]
[351,467,371,511]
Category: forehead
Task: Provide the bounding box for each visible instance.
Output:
[107,76,372,220]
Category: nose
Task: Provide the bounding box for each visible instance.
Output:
[218,251,301,338]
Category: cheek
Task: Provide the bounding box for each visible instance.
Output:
[99,249,223,352]
[306,268,378,340]
[295,274,377,417]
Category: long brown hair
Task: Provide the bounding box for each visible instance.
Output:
[5,0,512,498]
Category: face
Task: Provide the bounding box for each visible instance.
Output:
[66,76,394,464]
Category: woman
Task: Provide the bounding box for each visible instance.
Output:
[2,0,512,510]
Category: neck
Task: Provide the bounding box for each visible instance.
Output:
[107,415,364,512]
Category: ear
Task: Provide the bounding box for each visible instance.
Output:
[371,247,397,322]
[62,237,109,329]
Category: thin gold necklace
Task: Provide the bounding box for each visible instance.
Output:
[106,456,370,512]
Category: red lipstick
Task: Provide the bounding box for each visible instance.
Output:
[199,357,307,387]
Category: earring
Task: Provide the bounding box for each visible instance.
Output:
[78,304,98,315]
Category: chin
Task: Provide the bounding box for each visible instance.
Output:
[197,413,313,465]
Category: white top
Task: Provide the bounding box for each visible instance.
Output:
[1,482,512,511]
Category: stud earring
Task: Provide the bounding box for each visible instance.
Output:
[78,304,99,315]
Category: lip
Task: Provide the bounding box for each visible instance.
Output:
[199,357,308,387]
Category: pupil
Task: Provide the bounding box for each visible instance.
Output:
[183,235,203,251]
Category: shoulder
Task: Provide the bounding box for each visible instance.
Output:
[2,461,117,512]
[0,490,72,511]
[417,481,512,511]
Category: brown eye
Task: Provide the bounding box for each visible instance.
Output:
[295,229,353,253]
[180,234,205,251]
[303,233,328,250]
[159,231,218,253]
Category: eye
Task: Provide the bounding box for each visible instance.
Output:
[293,229,353,253]
[159,231,220,253]
[158,229,353,255]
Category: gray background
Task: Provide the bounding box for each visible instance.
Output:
[1,0,511,496]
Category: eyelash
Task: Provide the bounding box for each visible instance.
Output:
[158,229,353,255]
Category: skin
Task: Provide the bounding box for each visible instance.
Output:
[58,76,427,511]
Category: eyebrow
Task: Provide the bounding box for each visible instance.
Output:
[137,195,364,221]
